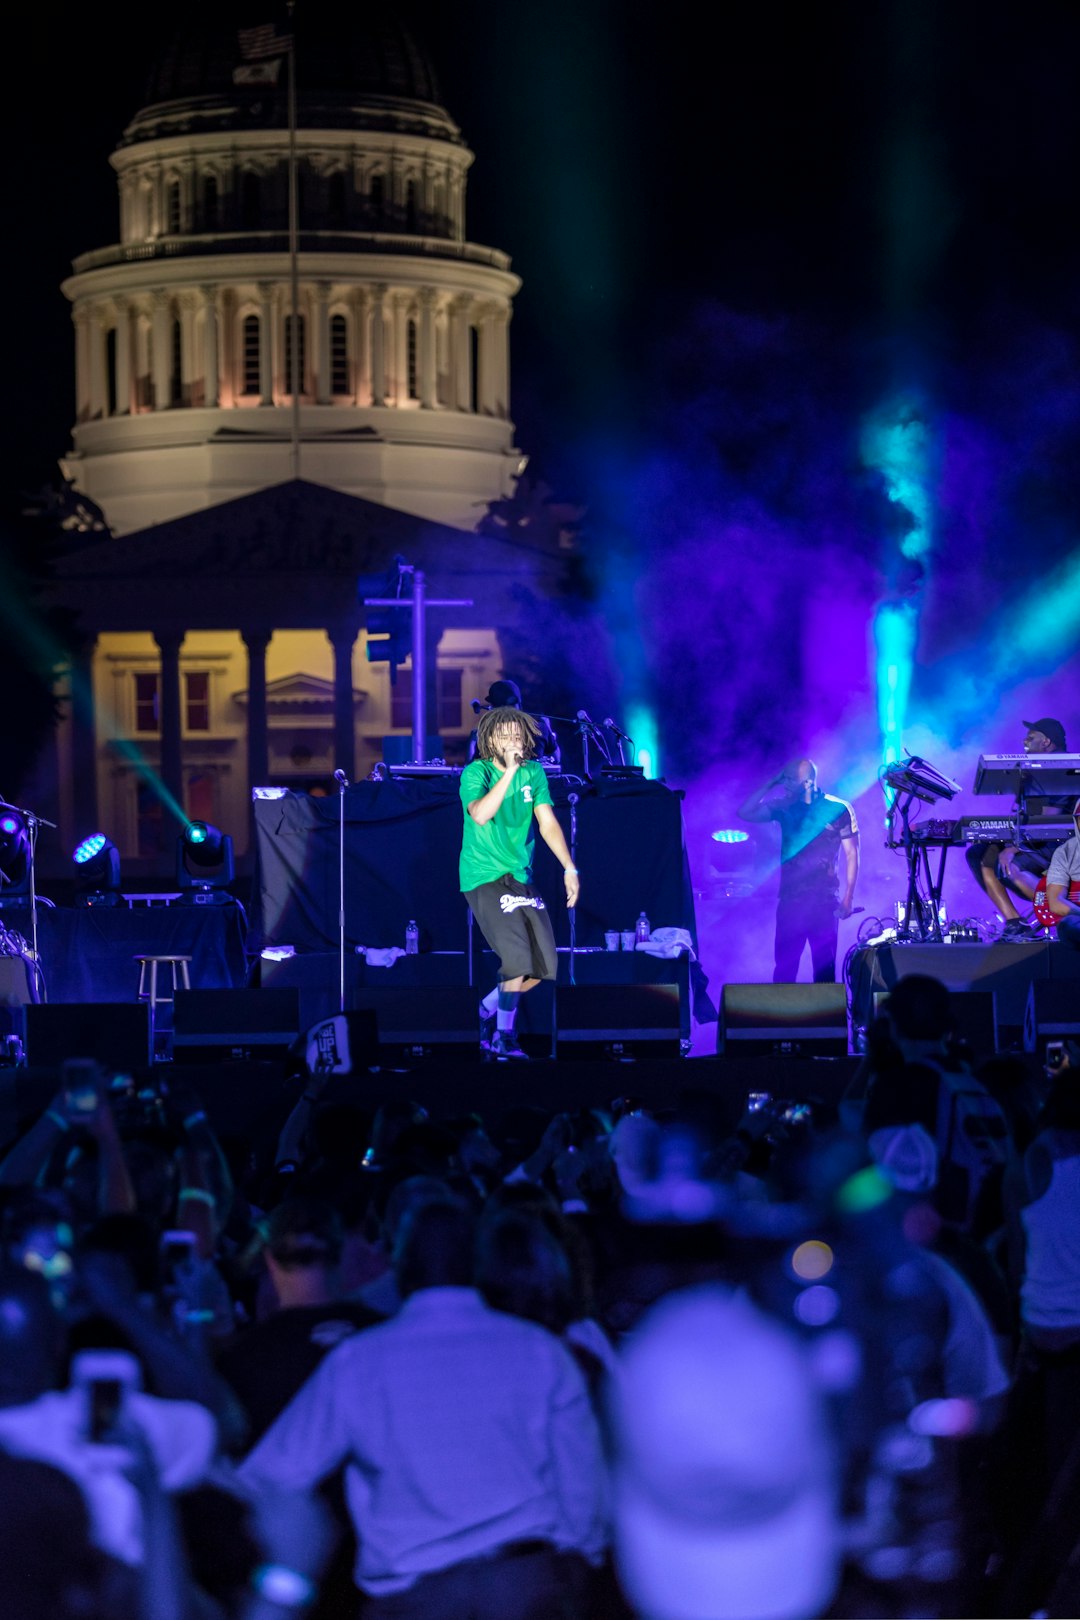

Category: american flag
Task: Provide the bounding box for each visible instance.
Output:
[237,23,293,61]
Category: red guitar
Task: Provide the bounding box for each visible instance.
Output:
[1033,875,1080,929]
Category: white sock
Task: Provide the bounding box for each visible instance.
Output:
[480,987,499,1017]
[496,1007,517,1032]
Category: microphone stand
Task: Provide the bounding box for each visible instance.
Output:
[333,771,349,1011]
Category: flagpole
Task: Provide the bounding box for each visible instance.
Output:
[287,1,301,481]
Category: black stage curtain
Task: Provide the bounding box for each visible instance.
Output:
[251,777,698,955]
[31,904,249,1004]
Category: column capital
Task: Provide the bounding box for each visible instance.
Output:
[153,629,185,654]
[241,627,273,651]
[418,286,439,310]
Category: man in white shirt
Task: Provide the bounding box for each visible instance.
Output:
[238,1196,607,1617]
[1044,798,1080,949]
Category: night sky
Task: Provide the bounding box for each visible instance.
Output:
[7,1,1080,982]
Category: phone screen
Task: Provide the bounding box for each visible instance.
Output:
[88,1377,124,1442]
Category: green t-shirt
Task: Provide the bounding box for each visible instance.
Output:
[459,758,553,891]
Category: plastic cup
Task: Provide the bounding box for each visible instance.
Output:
[605,931,620,951]
[620,930,636,951]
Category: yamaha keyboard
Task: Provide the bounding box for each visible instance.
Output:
[974,753,1080,794]
[910,816,1074,847]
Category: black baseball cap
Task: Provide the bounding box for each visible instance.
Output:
[1023,717,1067,750]
[486,679,522,708]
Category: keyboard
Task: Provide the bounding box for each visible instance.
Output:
[909,816,1073,846]
[975,753,1080,794]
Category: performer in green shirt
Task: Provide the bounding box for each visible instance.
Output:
[460,707,579,1059]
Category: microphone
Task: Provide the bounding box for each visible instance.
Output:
[470,699,490,715]
[333,769,350,788]
[576,709,602,736]
[603,718,632,742]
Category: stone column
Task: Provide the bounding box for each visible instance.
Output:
[353,287,369,404]
[313,282,330,404]
[330,623,359,783]
[418,287,437,409]
[113,296,132,415]
[449,296,471,411]
[86,309,107,421]
[391,292,408,405]
[178,292,197,406]
[151,291,171,411]
[74,308,91,423]
[492,305,511,420]
[218,289,235,406]
[258,282,274,405]
[202,286,219,407]
[242,630,271,795]
[69,635,99,836]
[154,630,185,825]
[475,304,495,417]
[370,284,386,406]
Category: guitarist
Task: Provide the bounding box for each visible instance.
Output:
[1042,798,1080,949]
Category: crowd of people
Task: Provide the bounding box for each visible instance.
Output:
[0,974,1077,1619]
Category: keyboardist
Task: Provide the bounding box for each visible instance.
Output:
[967,717,1071,940]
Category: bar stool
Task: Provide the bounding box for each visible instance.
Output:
[134,954,192,1054]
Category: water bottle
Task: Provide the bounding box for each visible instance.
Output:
[405,920,419,955]
[635,910,650,944]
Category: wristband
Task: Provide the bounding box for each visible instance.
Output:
[251,1563,316,1609]
[182,1110,208,1130]
[178,1187,216,1206]
[565,867,578,875]
[45,1109,70,1132]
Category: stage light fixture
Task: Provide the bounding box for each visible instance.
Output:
[176,820,235,904]
[72,833,121,907]
[0,805,31,904]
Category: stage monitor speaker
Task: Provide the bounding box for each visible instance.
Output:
[554,984,682,1060]
[873,988,999,1057]
[350,986,480,1059]
[1025,981,1080,1055]
[24,1002,152,1072]
[719,983,848,1057]
[173,987,300,1061]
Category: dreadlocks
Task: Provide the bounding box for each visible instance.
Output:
[476,705,542,762]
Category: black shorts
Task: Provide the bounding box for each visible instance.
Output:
[465,874,558,983]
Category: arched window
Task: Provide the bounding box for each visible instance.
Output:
[405,179,418,232]
[327,171,347,229]
[330,314,349,395]
[241,171,261,229]
[166,179,182,235]
[285,313,306,395]
[407,318,419,400]
[370,172,385,221]
[170,318,183,406]
[242,315,261,395]
[203,174,219,230]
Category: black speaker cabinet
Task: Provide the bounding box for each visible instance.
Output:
[1025,981,1080,1055]
[24,1002,152,1072]
[350,986,480,1059]
[554,984,682,1059]
[173,987,300,1061]
[874,987,999,1057]
[719,983,848,1056]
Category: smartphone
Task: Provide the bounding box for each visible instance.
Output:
[62,1058,102,1116]
[70,1349,141,1443]
[160,1229,199,1271]
[747,1092,772,1113]
[1046,1041,1067,1072]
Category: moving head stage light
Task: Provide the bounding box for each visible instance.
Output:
[72,833,121,907]
[177,821,235,904]
[0,805,31,904]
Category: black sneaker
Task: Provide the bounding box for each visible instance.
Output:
[1001,917,1036,942]
[479,1005,496,1051]
[490,1030,529,1061]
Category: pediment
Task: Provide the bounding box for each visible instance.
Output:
[233,672,367,712]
